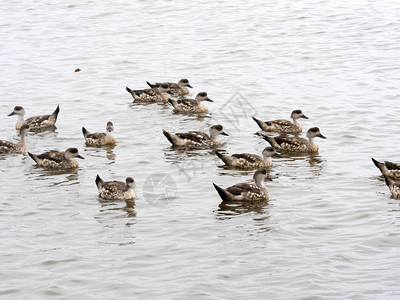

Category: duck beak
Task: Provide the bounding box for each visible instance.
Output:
[8,112,15,116]
[317,133,327,139]
[167,91,174,95]
[205,98,213,102]
[273,153,282,158]
[107,127,113,132]
[265,177,273,182]
[221,132,229,136]
[77,155,84,159]
[123,185,129,192]
[187,84,193,88]
[301,115,309,119]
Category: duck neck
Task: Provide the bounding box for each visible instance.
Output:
[262,154,272,163]
[308,136,316,146]
[18,114,24,123]
[293,117,300,126]
[210,135,219,142]
[254,178,268,194]
[18,132,26,147]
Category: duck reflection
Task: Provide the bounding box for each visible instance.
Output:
[105,144,116,161]
[28,165,80,186]
[173,111,212,122]
[215,199,269,219]
[98,197,137,219]
[163,149,217,182]
[83,144,116,162]
[164,146,217,160]
[277,153,325,179]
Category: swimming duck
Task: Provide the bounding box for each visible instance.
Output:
[252,110,308,134]
[163,125,228,147]
[213,168,273,201]
[146,78,192,96]
[168,92,213,113]
[8,105,60,131]
[371,158,400,180]
[28,148,84,168]
[96,175,136,200]
[125,84,173,102]
[383,175,400,199]
[215,147,281,169]
[263,127,326,153]
[0,125,30,154]
[82,121,116,146]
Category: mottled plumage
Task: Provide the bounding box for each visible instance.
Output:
[96,175,136,200]
[163,125,228,148]
[213,169,273,201]
[28,148,84,168]
[371,158,400,180]
[8,105,60,130]
[169,92,213,113]
[0,125,30,154]
[252,110,308,134]
[216,147,281,169]
[126,83,172,102]
[383,175,400,199]
[82,121,116,146]
[146,78,192,96]
[263,127,326,153]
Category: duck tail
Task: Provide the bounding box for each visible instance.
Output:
[163,129,175,145]
[95,174,104,191]
[371,157,387,176]
[213,183,232,201]
[50,105,60,123]
[28,152,38,164]
[383,174,393,188]
[252,116,265,130]
[125,86,133,94]
[215,151,229,165]
[146,81,156,88]
[384,161,399,170]
[126,86,140,100]
[262,135,280,149]
[82,126,89,138]
[168,99,178,109]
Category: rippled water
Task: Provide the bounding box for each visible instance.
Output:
[1,1,400,298]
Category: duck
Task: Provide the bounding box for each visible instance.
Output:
[383,175,400,199]
[146,78,192,96]
[215,146,281,169]
[95,175,136,200]
[163,125,228,148]
[168,92,213,113]
[252,110,308,134]
[0,124,30,154]
[125,84,173,102]
[263,127,326,153]
[371,158,400,180]
[82,121,116,146]
[213,168,273,201]
[8,105,60,131]
[28,148,84,168]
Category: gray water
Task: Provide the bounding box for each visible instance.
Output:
[1,1,400,299]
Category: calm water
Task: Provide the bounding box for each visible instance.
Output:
[1,1,400,299]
